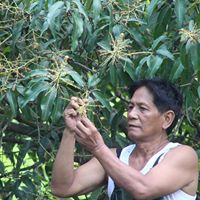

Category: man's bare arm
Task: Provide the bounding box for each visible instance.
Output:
[51,129,107,197]
[93,144,198,200]
[51,97,107,197]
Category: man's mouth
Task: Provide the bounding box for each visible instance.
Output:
[128,124,140,128]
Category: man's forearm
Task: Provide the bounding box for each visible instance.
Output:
[51,128,76,192]
[93,145,146,199]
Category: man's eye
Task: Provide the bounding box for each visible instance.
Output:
[128,105,133,110]
[140,107,147,111]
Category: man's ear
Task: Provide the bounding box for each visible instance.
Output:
[162,110,175,130]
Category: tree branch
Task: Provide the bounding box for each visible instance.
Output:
[5,122,36,137]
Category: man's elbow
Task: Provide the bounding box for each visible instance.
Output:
[132,186,160,200]
[51,181,71,198]
[127,183,153,200]
[132,190,149,200]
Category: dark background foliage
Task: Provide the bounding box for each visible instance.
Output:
[0,0,200,199]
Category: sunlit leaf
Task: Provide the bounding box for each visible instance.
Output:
[147,55,163,77]
[71,12,84,51]
[40,86,57,121]
[152,35,167,49]
[92,0,102,25]
[73,0,88,20]
[88,74,101,88]
[19,81,49,108]
[93,91,112,111]
[68,70,85,87]
[47,1,64,25]
[156,45,174,60]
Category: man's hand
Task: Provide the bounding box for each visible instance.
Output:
[74,117,106,154]
[63,97,82,132]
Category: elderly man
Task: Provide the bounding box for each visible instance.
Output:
[51,78,198,200]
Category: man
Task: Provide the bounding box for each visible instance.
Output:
[51,78,198,200]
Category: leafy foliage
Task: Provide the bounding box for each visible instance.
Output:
[0,0,200,199]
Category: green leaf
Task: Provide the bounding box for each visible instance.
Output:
[0,93,5,103]
[20,106,38,121]
[6,89,18,117]
[109,64,117,86]
[153,4,172,37]
[112,25,124,38]
[92,0,101,14]
[85,0,93,10]
[147,0,161,17]
[97,40,111,51]
[47,1,64,25]
[89,187,103,200]
[40,87,57,121]
[12,20,24,44]
[86,24,109,52]
[16,141,32,171]
[22,176,36,192]
[24,69,49,79]
[127,27,145,48]
[110,109,124,133]
[147,55,163,77]
[189,44,200,71]
[29,2,39,12]
[135,56,149,77]
[0,161,4,174]
[152,35,167,49]
[68,70,85,87]
[51,97,64,122]
[71,12,84,51]
[170,58,184,80]
[198,86,200,99]
[73,0,88,20]
[88,74,101,88]
[93,91,112,112]
[175,0,186,27]
[92,0,102,24]
[126,17,146,25]
[40,1,64,34]
[20,81,49,108]
[124,62,135,81]
[37,137,52,162]
[156,46,174,60]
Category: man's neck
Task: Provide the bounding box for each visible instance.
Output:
[134,134,169,159]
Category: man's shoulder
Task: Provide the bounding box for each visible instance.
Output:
[170,144,197,155]
[164,144,198,166]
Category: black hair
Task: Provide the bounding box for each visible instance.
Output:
[129,77,183,134]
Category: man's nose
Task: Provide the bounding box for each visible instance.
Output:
[128,107,138,119]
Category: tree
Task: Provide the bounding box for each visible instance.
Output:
[0,0,200,199]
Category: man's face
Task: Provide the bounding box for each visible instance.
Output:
[127,86,164,142]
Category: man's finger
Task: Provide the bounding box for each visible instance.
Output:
[74,127,86,139]
[64,109,77,117]
[76,120,88,133]
[71,96,78,102]
[81,117,94,128]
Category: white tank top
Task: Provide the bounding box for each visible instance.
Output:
[107,142,197,200]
